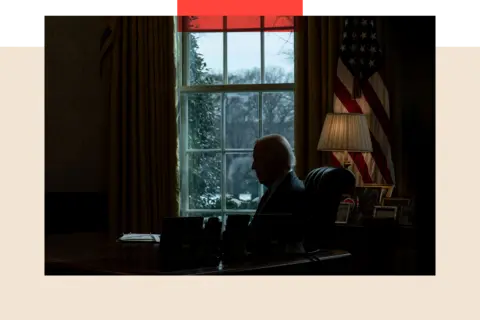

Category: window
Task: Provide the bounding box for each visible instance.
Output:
[176,16,295,226]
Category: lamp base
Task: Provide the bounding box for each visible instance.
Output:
[343,161,353,172]
[342,151,353,172]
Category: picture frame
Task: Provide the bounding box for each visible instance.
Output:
[363,184,395,202]
[336,202,353,224]
[382,197,413,225]
[356,184,394,217]
[373,206,398,219]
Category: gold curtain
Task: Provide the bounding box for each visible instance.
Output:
[101,16,179,237]
[294,16,343,180]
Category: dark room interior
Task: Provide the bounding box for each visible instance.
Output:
[45,16,435,275]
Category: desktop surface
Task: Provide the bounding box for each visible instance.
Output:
[45,232,351,275]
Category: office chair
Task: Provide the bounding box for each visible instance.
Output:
[303,167,356,252]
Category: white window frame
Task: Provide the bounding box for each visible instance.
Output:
[177,16,295,220]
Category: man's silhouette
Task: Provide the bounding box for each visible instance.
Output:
[247,134,307,254]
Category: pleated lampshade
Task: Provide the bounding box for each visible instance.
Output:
[317,113,373,153]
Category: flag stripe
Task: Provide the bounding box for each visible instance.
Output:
[333,17,395,186]
[332,78,378,183]
[334,77,363,113]
[349,152,373,184]
[361,80,392,146]
[368,72,390,118]
[333,76,393,185]
[369,132,394,185]
[336,59,392,161]
[332,150,372,184]
[331,154,342,167]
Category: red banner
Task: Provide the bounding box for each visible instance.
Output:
[177,0,302,16]
[177,16,296,32]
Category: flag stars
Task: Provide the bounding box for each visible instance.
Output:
[339,17,383,71]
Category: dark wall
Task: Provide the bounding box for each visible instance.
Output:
[379,16,435,199]
[45,16,108,193]
[383,16,436,274]
[45,16,109,234]
[347,17,435,274]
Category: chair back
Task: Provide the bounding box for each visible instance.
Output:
[303,167,356,250]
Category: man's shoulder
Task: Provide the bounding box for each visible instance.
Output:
[281,171,305,190]
[273,173,307,202]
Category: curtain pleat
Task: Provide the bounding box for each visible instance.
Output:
[102,16,179,238]
[294,16,343,179]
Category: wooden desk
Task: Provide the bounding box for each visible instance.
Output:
[334,223,417,274]
[45,233,351,275]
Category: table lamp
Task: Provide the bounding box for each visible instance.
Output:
[317,113,373,170]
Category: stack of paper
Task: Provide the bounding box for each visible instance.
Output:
[118,233,161,242]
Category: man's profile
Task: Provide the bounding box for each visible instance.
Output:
[247,134,308,253]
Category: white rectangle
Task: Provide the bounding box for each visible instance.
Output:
[440,40,480,46]
[0,40,41,46]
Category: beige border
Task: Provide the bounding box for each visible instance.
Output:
[0,47,46,315]
[1,46,479,318]
[436,48,480,298]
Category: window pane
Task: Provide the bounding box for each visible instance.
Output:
[227,32,261,84]
[187,93,221,149]
[262,92,295,148]
[226,153,260,210]
[265,32,294,84]
[225,92,259,149]
[189,33,223,85]
[188,152,221,210]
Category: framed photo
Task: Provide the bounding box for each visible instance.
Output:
[382,197,413,225]
[373,206,398,219]
[340,193,353,202]
[340,193,357,206]
[356,185,391,216]
[336,202,353,224]
[364,184,394,201]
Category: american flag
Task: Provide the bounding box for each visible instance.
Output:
[332,17,395,186]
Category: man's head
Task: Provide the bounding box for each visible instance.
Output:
[252,134,295,187]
